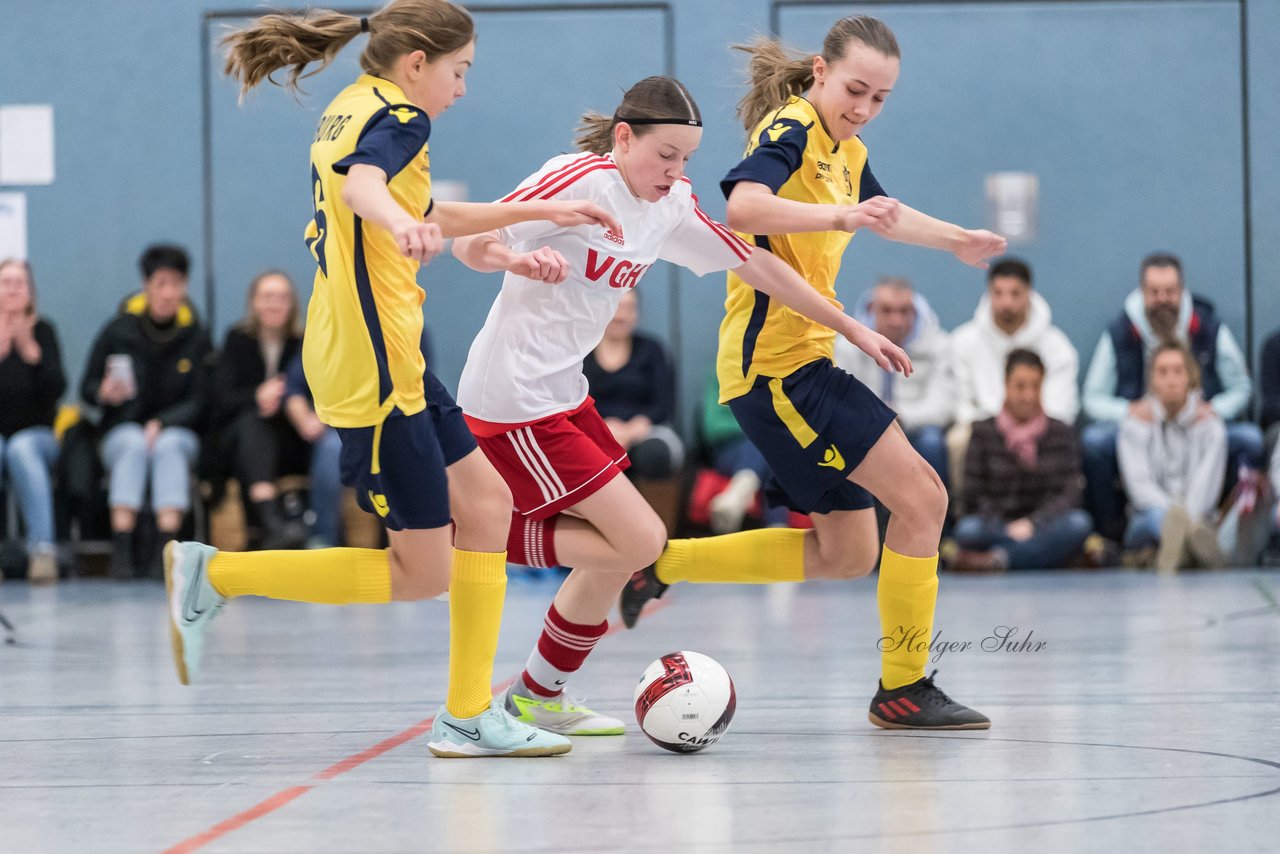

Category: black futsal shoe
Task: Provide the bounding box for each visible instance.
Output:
[868,670,991,730]
[618,564,668,629]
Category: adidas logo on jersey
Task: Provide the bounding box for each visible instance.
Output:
[604,227,625,245]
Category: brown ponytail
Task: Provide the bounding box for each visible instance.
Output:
[223,0,474,98]
[733,15,900,132]
[574,76,702,155]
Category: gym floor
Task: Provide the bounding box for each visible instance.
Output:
[2,569,1277,852]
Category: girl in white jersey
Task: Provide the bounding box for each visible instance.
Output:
[453,77,910,734]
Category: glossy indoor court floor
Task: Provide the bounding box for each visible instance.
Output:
[2,569,1278,852]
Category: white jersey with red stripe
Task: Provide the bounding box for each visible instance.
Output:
[457,152,753,425]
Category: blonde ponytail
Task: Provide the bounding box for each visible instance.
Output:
[734,17,900,133]
[223,10,362,97]
[222,0,474,98]
[732,37,815,133]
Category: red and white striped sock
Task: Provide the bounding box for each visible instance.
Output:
[521,603,608,697]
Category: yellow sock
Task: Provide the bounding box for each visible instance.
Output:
[877,546,939,690]
[207,548,391,604]
[655,529,806,585]
[446,549,508,719]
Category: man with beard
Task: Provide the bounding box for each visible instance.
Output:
[1082,252,1261,540]
[946,258,1079,493]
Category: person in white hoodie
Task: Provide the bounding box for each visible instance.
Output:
[1118,342,1226,571]
[946,258,1079,491]
[835,276,953,485]
[1082,252,1260,540]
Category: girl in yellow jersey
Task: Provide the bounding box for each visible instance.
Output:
[163,0,621,758]
[622,16,1006,730]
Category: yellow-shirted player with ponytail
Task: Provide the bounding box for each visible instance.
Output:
[163,0,619,758]
[623,15,1005,730]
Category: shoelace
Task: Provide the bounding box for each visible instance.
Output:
[557,690,593,714]
[911,670,956,710]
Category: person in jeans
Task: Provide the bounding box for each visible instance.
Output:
[81,245,211,577]
[946,258,1079,492]
[1082,252,1259,538]
[282,352,343,548]
[953,348,1092,571]
[1118,341,1227,571]
[0,259,65,583]
[211,270,308,549]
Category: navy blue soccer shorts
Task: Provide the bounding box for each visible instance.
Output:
[727,359,896,515]
[336,369,477,531]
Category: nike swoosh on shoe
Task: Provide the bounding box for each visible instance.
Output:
[443,721,481,741]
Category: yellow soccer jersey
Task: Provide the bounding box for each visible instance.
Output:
[302,74,434,427]
[715,96,886,402]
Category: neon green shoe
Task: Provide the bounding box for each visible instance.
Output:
[503,684,626,736]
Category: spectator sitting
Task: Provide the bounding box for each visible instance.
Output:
[282,352,344,548]
[1118,342,1226,571]
[81,244,211,578]
[835,275,953,485]
[1261,326,1280,435]
[1082,252,1261,540]
[951,349,1091,572]
[699,371,790,533]
[583,290,684,479]
[211,270,308,549]
[947,258,1079,491]
[0,259,65,584]
[1271,440,1280,557]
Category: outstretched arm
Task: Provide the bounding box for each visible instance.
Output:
[732,249,911,376]
[725,181,901,235]
[725,182,1005,269]
[452,231,572,284]
[429,200,621,240]
[343,164,621,266]
[867,204,1006,269]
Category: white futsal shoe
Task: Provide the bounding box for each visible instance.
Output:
[163,541,226,685]
[427,698,572,757]
[501,683,626,736]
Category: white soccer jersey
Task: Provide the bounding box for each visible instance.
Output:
[457,152,753,424]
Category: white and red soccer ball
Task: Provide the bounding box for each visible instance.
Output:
[633,651,736,753]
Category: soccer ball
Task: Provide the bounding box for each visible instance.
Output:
[633,650,736,753]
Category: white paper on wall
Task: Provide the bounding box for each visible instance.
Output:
[986,171,1038,244]
[0,105,56,186]
[0,192,28,260]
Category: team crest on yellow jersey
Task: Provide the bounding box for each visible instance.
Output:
[389,106,419,124]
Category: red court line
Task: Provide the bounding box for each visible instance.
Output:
[162,602,670,853]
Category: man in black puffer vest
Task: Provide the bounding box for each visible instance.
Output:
[1080,252,1262,540]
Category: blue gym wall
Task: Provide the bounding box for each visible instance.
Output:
[1,0,1275,433]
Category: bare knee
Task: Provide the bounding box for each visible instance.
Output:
[388,534,454,601]
[815,535,879,580]
[884,462,948,529]
[390,556,450,601]
[632,513,668,570]
[452,469,513,548]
